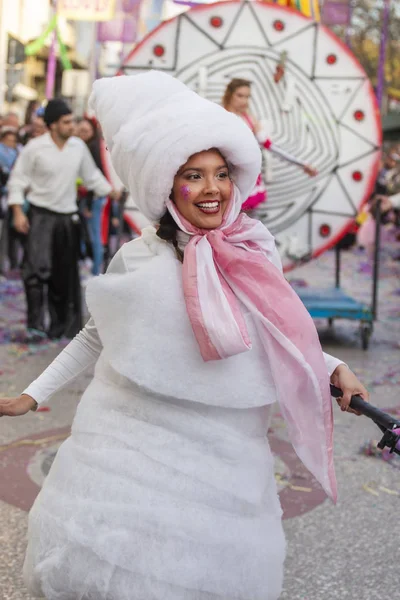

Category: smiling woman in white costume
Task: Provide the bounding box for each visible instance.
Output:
[0,72,368,600]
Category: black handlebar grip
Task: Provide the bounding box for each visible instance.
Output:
[330,384,400,429]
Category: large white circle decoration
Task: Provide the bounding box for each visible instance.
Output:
[119,0,381,269]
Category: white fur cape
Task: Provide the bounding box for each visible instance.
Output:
[89,71,262,222]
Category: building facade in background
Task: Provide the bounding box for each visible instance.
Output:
[0,0,90,118]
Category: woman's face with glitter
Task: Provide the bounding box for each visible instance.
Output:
[172,149,231,229]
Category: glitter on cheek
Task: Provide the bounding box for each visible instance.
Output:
[180,185,191,201]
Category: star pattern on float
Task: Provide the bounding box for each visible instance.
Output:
[119,0,381,269]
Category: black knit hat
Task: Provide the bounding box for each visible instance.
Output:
[44,99,72,127]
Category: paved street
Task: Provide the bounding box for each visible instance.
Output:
[1,240,399,600]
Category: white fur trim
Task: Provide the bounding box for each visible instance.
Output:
[89,71,261,222]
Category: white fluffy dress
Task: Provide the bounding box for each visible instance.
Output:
[23,231,286,600]
[20,70,343,600]
[24,379,285,600]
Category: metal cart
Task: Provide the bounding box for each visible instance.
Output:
[292,205,381,351]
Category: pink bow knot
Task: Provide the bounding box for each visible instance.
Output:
[207,229,225,242]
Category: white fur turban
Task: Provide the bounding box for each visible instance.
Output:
[89,71,261,222]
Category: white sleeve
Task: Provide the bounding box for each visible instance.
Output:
[7,144,35,206]
[254,130,306,169]
[323,352,346,377]
[22,322,102,405]
[22,248,128,405]
[268,142,306,168]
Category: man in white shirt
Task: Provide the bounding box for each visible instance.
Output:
[8,99,114,342]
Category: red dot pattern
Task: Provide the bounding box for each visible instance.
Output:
[352,171,363,182]
[210,16,223,28]
[354,110,365,122]
[326,54,337,65]
[319,224,331,238]
[153,45,165,58]
[273,20,285,32]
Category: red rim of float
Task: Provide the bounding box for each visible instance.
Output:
[117,1,382,270]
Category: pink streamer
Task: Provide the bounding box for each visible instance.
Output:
[46,30,57,100]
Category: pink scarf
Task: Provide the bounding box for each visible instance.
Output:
[167,186,337,502]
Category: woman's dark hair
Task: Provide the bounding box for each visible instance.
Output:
[25,100,39,125]
[81,117,99,142]
[157,210,184,263]
[222,78,251,109]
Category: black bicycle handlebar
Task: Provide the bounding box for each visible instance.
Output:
[330,384,400,456]
[330,384,400,429]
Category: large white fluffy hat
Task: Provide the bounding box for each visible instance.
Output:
[89,71,261,222]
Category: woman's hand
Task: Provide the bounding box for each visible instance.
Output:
[109,189,122,202]
[330,364,369,415]
[303,165,318,177]
[13,208,30,234]
[0,394,37,417]
[274,64,285,84]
